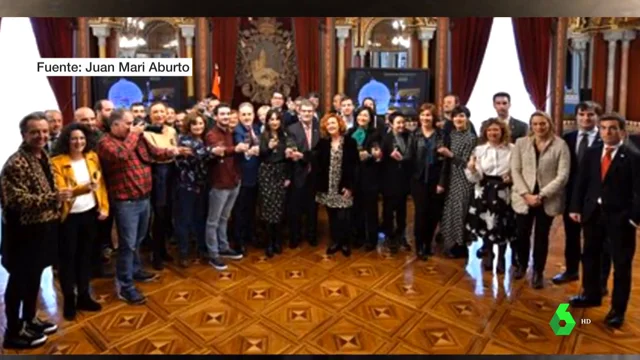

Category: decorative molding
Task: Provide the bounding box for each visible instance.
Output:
[335,17,437,48]
[88,17,195,28]
[569,17,640,33]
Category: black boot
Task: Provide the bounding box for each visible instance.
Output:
[265,224,275,258]
[63,293,77,321]
[496,244,506,274]
[77,292,102,312]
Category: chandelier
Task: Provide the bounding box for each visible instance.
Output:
[391,20,411,48]
[119,17,147,49]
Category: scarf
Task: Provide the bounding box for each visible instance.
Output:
[351,127,366,147]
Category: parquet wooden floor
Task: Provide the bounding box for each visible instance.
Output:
[0,208,639,355]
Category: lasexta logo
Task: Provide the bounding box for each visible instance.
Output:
[550,303,576,335]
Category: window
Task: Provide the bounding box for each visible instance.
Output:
[466,17,536,131]
[0,17,59,167]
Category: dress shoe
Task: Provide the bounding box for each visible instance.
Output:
[265,247,274,258]
[326,243,340,255]
[605,310,624,329]
[551,271,579,285]
[341,245,351,257]
[531,272,544,289]
[76,294,102,312]
[569,295,602,308]
[513,266,526,280]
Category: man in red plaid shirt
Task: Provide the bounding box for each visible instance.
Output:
[97,109,191,305]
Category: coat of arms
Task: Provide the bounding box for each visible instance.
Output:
[236,17,298,104]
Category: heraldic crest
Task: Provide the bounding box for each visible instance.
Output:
[236,17,298,104]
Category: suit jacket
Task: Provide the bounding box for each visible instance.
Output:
[51,151,110,221]
[314,136,359,194]
[507,117,529,142]
[287,119,320,188]
[346,126,383,192]
[233,123,262,187]
[570,143,640,224]
[381,131,413,196]
[510,135,571,216]
[407,129,448,188]
[562,130,602,206]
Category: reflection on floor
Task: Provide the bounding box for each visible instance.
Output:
[0,213,639,354]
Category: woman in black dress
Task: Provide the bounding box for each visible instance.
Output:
[347,106,383,251]
[258,109,292,258]
[315,113,359,257]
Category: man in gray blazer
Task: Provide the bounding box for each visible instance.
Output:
[493,92,529,142]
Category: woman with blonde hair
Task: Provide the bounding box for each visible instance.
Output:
[510,111,570,288]
[465,118,516,273]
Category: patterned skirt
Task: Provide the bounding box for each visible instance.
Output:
[258,162,288,224]
[465,175,517,246]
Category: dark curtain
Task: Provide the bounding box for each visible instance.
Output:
[30,17,75,122]
[211,17,240,103]
[293,17,320,96]
[512,18,552,110]
[450,17,493,105]
[232,17,298,108]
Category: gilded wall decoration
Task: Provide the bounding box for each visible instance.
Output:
[236,17,298,104]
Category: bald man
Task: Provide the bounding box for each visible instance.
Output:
[74,107,98,132]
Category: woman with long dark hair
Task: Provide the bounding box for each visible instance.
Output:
[347,106,383,251]
[407,103,448,260]
[51,122,107,320]
[315,113,359,256]
[258,109,292,257]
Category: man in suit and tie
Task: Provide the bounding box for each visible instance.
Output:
[568,113,640,329]
[492,92,528,141]
[553,101,603,285]
[44,109,63,152]
[340,97,356,129]
[287,100,320,248]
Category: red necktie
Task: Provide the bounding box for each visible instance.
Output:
[601,147,614,181]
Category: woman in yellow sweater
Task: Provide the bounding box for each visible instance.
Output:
[143,101,178,270]
[51,123,109,320]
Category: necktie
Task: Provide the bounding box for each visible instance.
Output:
[601,147,614,181]
[577,133,589,161]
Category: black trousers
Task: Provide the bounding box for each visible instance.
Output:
[582,208,636,315]
[354,189,379,247]
[4,267,43,334]
[563,211,612,285]
[411,180,444,252]
[288,181,318,246]
[233,185,259,248]
[59,209,97,297]
[152,204,172,259]
[327,207,351,247]
[515,206,554,273]
[382,194,407,243]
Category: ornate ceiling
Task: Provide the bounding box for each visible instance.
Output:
[335,17,437,48]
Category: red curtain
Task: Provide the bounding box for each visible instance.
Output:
[512,18,552,110]
[293,17,320,96]
[211,17,240,103]
[450,17,493,105]
[30,17,74,122]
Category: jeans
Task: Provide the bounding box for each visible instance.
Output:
[205,185,240,258]
[174,187,207,257]
[113,198,151,291]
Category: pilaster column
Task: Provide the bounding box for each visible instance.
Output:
[76,17,91,107]
[90,24,111,58]
[336,25,351,94]
[179,24,196,99]
[418,27,435,69]
[435,17,449,113]
[569,32,589,90]
[603,30,623,112]
[195,17,209,101]
[618,30,636,117]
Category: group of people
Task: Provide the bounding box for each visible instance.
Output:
[0,89,637,350]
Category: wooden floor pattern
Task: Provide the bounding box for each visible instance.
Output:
[0,214,639,355]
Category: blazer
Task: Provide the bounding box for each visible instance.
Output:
[287,119,320,188]
[510,135,571,216]
[346,126,383,192]
[570,143,640,224]
[51,151,109,222]
[233,122,262,187]
[562,129,602,206]
[381,131,413,196]
[407,129,448,187]
[507,117,529,142]
[314,136,359,194]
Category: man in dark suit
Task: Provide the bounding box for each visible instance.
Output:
[491,92,528,141]
[553,101,603,285]
[568,113,640,329]
[287,99,320,248]
[441,93,477,135]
